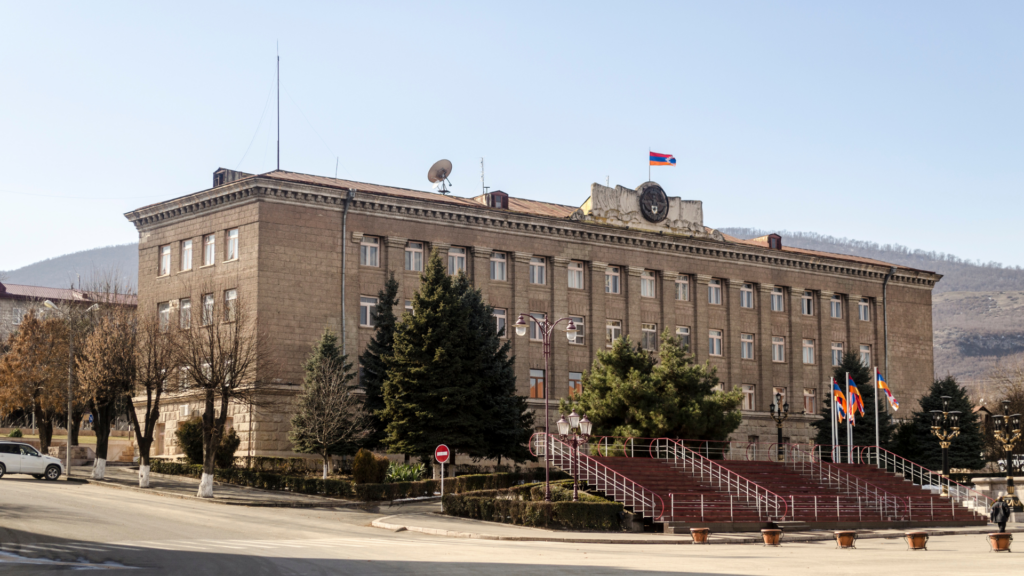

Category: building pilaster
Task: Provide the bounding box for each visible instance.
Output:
[590,262,608,359]
[513,251,533,398]
[726,279,744,391]
[757,283,775,412]
[847,294,861,361]
[551,257,570,404]
[661,272,678,352]
[694,274,712,365]
[818,290,834,411]
[626,266,644,345]
[471,246,492,302]
[788,287,804,404]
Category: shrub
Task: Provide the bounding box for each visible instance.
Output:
[443,489,622,531]
[352,449,389,484]
[7,429,22,438]
[174,417,205,465]
[216,428,241,469]
[386,462,425,483]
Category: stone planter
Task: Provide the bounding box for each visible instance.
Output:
[905,531,929,551]
[761,529,783,546]
[690,527,710,545]
[834,530,857,549]
[988,533,1012,553]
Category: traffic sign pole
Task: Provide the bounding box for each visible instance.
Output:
[435,444,450,497]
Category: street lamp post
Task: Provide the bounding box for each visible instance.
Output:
[929,395,961,498]
[992,400,1022,511]
[43,300,99,479]
[556,411,592,501]
[768,392,789,462]
[514,313,577,502]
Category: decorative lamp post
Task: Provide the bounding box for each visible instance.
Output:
[929,395,961,498]
[557,411,592,501]
[768,392,790,462]
[992,400,1022,511]
[514,313,577,502]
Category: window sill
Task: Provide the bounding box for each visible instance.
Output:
[200,264,215,269]
[359,325,375,329]
[223,258,238,264]
[178,269,193,274]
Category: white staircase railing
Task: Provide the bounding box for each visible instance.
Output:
[784,444,908,520]
[529,433,665,520]
[651,438,788,521]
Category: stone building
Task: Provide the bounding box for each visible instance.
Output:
[125,168,941,457]
[0,282,115,341]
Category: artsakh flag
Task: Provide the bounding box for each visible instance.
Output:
[848,374,866,421]
[649,152,677,166]
[832,378,847,424]
[877,371,899,411]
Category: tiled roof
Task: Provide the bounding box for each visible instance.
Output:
[718,232,923,272]
[0,283,137,306]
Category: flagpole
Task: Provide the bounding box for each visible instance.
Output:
[845,372,852,464]
[648,148,651,182]
[873,366,880,454]
[831,378,837,462]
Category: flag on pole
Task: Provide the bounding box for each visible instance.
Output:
[649,152,677,166]
[847,374,866,420]
[877,371,899,411]
[832,378,847,423]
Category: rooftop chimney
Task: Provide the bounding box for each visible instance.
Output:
[213,168,254,188]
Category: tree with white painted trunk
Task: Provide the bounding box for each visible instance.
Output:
[127,314,177,487]
[174,288,274,498]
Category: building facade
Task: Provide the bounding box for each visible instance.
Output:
[125,169,941,458]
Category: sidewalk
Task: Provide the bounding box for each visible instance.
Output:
[373,502,1024,545]
[68,465,363,509]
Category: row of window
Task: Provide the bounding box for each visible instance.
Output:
[157,289,236,331]
[158,229,239,277]
[527,369,585,399]
[740,386,819,415]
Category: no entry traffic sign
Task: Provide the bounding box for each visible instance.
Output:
[435,445,450,464]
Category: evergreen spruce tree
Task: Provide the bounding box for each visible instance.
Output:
[891,376,985,471]
[812,352,896,450]
[381,251,486,461]
[359,272,399,450]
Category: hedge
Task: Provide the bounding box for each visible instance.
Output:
[442,482,624,531]
[149,460,562,502]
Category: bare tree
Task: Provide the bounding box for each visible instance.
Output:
[174,288,275,497]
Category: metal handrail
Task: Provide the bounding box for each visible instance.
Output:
[652,438,788,521]
[529,433,665,520]
[784,444,908,520]
[853,445,994,513]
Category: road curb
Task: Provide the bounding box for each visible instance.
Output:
[370,516,1024,545]
[76,477,364,509]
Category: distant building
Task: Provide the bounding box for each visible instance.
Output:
[125,168,941,458]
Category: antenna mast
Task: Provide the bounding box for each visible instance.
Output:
[276,43,280,171]
[481,158,487,203]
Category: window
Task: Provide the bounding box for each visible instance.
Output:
[772,337,786,363]
[831,342,844,366]
[179,366,190,389]
[676,326,691,349]
[802,339,815,364]
[804,388,817,415]
[641,271,656,298]
[489,251,506,281]
[405,300,414,315]
[568,261,585,289]
[405,242,424,272]
[708,279,722,305]
[831,295,843,318]
[224,289,237,322]
[676,275,690,301]
[708,329,723,356]
[606,320,622,347]
[159,245,171,276]
[202,294,214,326]
[181,240,193,271]
[529,369,545,399]
[569,372,583,396]
[860,345,872,367]
[203,234,215,266]
[529,257,546,284]
[179,298,191,329]
[529,313,546,341]
[12,308,23,326]
[569,316,585,345]
[741,283,754,308]
[493,308,507,337]
[858,298,871,321]
[741,333,755,360]
[158,302,170,331]
[801,291,814,315]
[771,287,785,312]
[360,296,378,327]
[448,247,467,275]
[605,266,620,294]
[642,323,658,351]
[742,385,755,411]
[773,387,788,409]
[360,236,380,267]
[226,228,239,261]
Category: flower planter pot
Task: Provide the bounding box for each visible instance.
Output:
[761,529,783,546]
[690,527,710,545]
[988,533,1012,553]
[834,530,857,549]
[905,531,929,551]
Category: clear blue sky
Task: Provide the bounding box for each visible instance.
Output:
[2,1,1022,271]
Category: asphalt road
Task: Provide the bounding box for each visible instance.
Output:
[0,477,1015,575]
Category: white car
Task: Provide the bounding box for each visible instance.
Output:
[0,442,64,481]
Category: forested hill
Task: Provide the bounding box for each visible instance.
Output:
[719,227,1024,294]
[0,243,138,290]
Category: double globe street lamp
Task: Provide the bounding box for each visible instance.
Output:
[992,400,1022,511]
[929,395,961,498]
[514,313,577,502]
[768,392,790,462]
[556,411,592,501]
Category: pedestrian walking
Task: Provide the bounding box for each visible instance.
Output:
[991,497,1011,533]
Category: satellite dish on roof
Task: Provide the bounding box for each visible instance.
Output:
[428,159,453,194]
